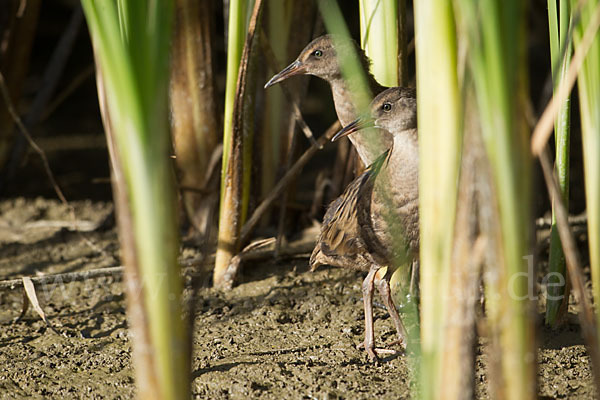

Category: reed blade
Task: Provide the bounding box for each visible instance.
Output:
[214,0,263,288]
[413,0,463,397]
[81,1,188,398]
[545,0,572,326]
[454,1,536,398]
[571,0,600,345]
[359,0,399,87]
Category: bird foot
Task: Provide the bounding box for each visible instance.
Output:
[388,338,407,350]
[356,341,403,361]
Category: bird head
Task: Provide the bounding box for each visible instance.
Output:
[265,35,359,88]
[332,87,417,141]
[369,87,417,133]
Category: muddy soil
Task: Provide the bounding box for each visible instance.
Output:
[0,198,595,399]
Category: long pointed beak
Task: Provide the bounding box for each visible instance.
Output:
[264,60,305,89]
[332,116,376,141]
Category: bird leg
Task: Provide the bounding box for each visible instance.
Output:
[375,269,408,350]
[358,268,404,361]
[360,268,378,361]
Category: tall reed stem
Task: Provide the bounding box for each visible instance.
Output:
[81,1,188,398]
[454,1,536,398]
[214,0,255,287]
[545,0,572,326]
[571,0,600,339]
[413,0,462,398]
[359,0,399,87]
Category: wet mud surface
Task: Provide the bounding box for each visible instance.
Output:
[0,198,595,399]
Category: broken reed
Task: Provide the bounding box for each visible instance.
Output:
[80,1,188,399]
[170,0,220,237]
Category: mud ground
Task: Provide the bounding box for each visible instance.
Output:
[0,198,595,399]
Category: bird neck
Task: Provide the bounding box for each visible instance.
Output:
[328,70,384,125]
[382,129,419,199]
[329,75,390,166]
[329,78,360,127]
[350,127,393,166]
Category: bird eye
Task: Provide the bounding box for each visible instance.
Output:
[382,103,392,112]
[313,50,323,58]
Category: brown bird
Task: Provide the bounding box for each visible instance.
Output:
[264,34,391,166]
[309,87,418,361]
